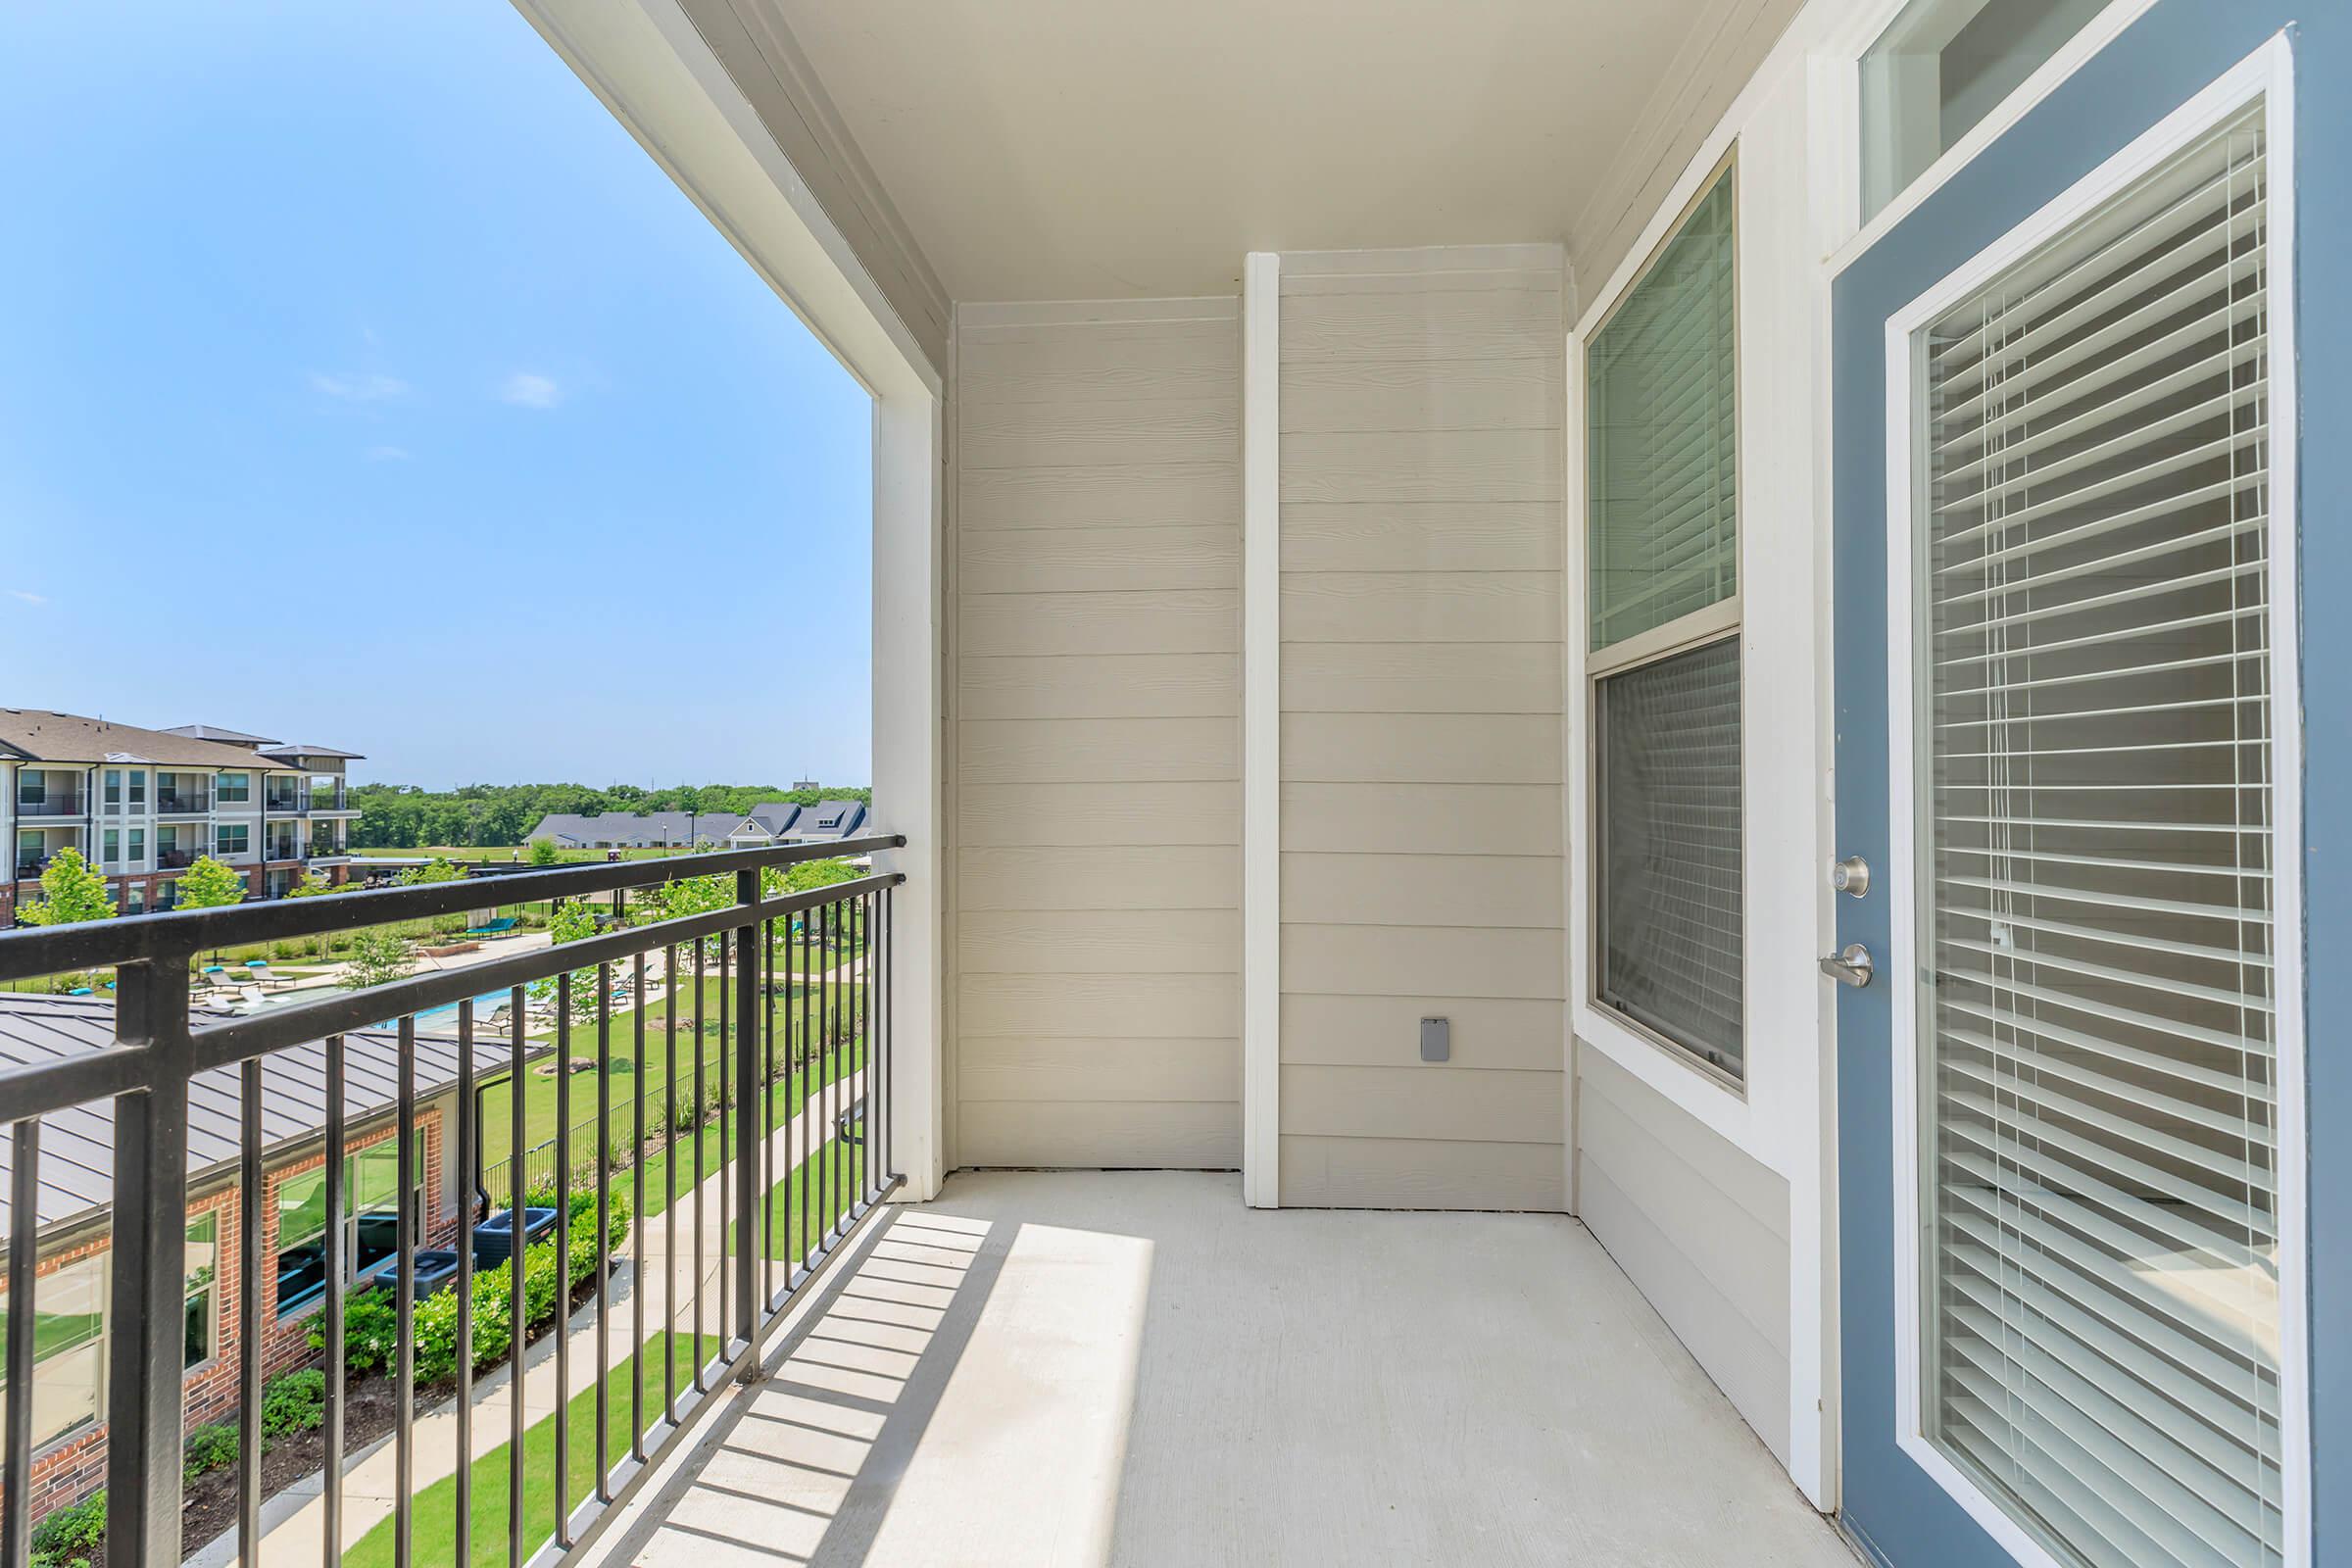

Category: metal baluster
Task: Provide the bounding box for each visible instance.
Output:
[595,960,612,1502]
[323,1033,346,1568]
[631,952,647,1460]
[107,952,193,1568]
[717,932,730,1351]
[762,913,777,1306]
[799,913,810,1275]
[554,973,572,1547]
[455,1004,475,1568]
[507,988,527,1568]
[692,945,706,1390]
[734,868,761,1369]
[5,1119,41,1568]
[237,1059,263,1565]
[394,1017,416,1568]
[663,944,678,1418]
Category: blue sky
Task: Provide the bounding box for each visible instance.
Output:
[0,3,872,790]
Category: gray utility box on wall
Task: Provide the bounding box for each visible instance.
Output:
[1420,1016,1449,1062]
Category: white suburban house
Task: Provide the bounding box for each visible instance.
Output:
[0,2,2336,1567]
[1,711,363,920]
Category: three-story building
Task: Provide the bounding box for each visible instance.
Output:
[0,710,364,922]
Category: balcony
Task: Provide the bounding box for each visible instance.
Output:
[0,840,906,1568]
[156,793,213,816]
[262,792,306,815]
[264,839,302,862]
[157,845,206,869]
[13,797,83,818]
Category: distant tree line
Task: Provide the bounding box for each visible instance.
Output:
[350,782,874,850]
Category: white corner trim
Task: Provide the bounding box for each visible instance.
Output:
[1241,252,1282,1209]
[516,0,947,1200]
[1880,34,2303,1565]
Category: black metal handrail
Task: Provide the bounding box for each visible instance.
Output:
[12,799,84,818]
[154,795,212,815]
[0,835,903,1568]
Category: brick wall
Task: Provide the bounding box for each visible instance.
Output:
[14,1102,451,1521]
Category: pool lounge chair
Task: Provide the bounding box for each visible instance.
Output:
[464,916,520,938]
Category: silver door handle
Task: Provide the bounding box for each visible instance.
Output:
[1819,943,1874,988]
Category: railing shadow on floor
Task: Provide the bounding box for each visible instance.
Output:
[600,1207,1015,1568]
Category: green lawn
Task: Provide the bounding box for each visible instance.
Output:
[340,1332,719,1568]
[473,974,868,1171]
[632,1038,868,1225]
[733,1124,869,1258]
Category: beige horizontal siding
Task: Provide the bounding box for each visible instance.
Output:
[1575,1048,1792,1463]
[952,302,1242,1171]
[957,782,1238,848]
[1276,248,1566,1211]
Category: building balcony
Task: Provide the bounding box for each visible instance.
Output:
[157,846,206,869]
[155,794,212,816]
[13,797,84,818]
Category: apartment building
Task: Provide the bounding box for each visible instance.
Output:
[0,710,364,923]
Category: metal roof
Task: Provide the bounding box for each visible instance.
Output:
[0,995,525,1241]
[162,723,281,746]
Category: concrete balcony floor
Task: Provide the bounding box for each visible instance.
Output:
[597,1170,1854,1568]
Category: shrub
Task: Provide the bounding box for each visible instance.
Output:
[260,1367,326,1439]
[314,1187,630,1386]
[31,1491,105,1559]
[183,1418,240,1483]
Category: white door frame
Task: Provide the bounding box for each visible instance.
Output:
[1877,33,2306,1565]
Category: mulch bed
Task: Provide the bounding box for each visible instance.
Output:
[164,1264,617,1563]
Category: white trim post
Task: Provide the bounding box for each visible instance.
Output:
[1242,252,1282,1208]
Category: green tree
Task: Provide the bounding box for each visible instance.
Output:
[526,838,563,866]
[286,870,335,898]
[394,857,465,887]
[14,846,118,927]
[529,900,602,1022]
[174,856,247,911]
[339,926,416,991]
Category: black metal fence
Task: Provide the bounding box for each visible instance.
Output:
[0,836,902,1568]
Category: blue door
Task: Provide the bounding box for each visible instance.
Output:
[1832,4,2348,1565]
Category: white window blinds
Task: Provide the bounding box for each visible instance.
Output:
[1587,168,1737,654]
[1915,104,2282,1568]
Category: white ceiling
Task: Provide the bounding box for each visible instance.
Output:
[764,0,1734,303]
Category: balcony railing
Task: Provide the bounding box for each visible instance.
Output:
[262,794,306,814]
[13,798,84,818]
[156,846,205,870]
[13,857,49,880]
[154,794,211,815]
[265,840,302,861]
[0,835,901,1568]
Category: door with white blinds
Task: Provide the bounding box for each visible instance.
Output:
[1868,62,2304,1568]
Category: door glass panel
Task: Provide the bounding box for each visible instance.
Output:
[1912,105,2280,1566]
[1862,0,2109,220]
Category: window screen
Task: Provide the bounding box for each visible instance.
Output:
[1914,104,2281,1568]
[1587,166,1738,653]
[1596,636,1744,1079]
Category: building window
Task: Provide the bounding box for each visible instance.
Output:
[184,1213,220,1369]
[273,1133,428,1317]
[1586,157,1744,1084]
[0,1250,106,1456]
[1860,0,2108,221]
[16,774,43,808]
[216,824,249,858]
[103,769,121,809]
[128,770,145,808]
[217,772,249,804]
[128,828,144,864]
[124,881,145,913]
[102,828,120,865]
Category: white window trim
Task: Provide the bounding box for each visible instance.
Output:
[1825,0,2162,274]
[1571,152,1757,1145]
[1241,251,1281,1209]
[1880,34,2305,1566]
